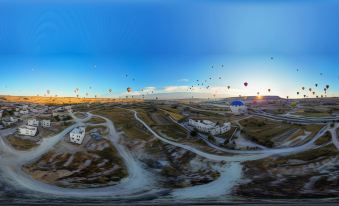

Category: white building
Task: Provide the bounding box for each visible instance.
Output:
[70,127,86,144]
[27,119,39,127]
[230,100,247,115]
[18,125,38,136]
[2,117,18,127]
[64,105,72,112]
[19,110,29,115]
[41,120,51,128]
[188,119,231,135]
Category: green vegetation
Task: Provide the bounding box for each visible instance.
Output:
[314,131,332,145]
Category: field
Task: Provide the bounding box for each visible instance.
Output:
[0,95,143,105]
[6,135,39,150]
[94,107,153,141]
[239,117,296,147]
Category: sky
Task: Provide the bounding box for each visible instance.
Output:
[0,0,338,99]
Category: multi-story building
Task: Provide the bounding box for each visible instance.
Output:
[18,125,38,136]
[70,127,86,144]
[41,120,51,128]
[27,119,39,127]
[188,119,231,135]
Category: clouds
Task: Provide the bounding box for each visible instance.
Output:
[163,86,190,92]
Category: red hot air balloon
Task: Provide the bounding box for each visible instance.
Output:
[244,82,248,87]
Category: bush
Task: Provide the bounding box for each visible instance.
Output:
[208,135,215,143]
[190,130,198,137]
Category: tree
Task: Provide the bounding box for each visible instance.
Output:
[190,130,198,137]
[208,135,215,143]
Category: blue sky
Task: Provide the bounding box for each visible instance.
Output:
[0,0,338,98]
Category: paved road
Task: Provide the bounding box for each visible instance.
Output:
[250,110,338,124]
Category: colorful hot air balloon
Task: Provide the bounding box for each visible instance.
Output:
[244,82,248,87]
[127,87,132,93]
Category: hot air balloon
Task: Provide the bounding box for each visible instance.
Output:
[109,89,112,93]
[303,95,306,98]
[257,92,260,96]
[312,91,315,95]
[297,92,300,95]
[315,83,318,87]
[326,85,329,89]
[302,87,305,90]
[286,96,289,99]
[309,88,312,92]
[219,77,221,79]
[268,89,271,92]
[227,86,230,90]
[244,82,248,87]
[127,87,132,93]
[47,90,50,95]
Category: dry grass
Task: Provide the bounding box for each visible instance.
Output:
[94,108,152,141]
[0,95,143,105]
[86,117,106,124]
[239,117,295,147]
[6,135,38,150]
